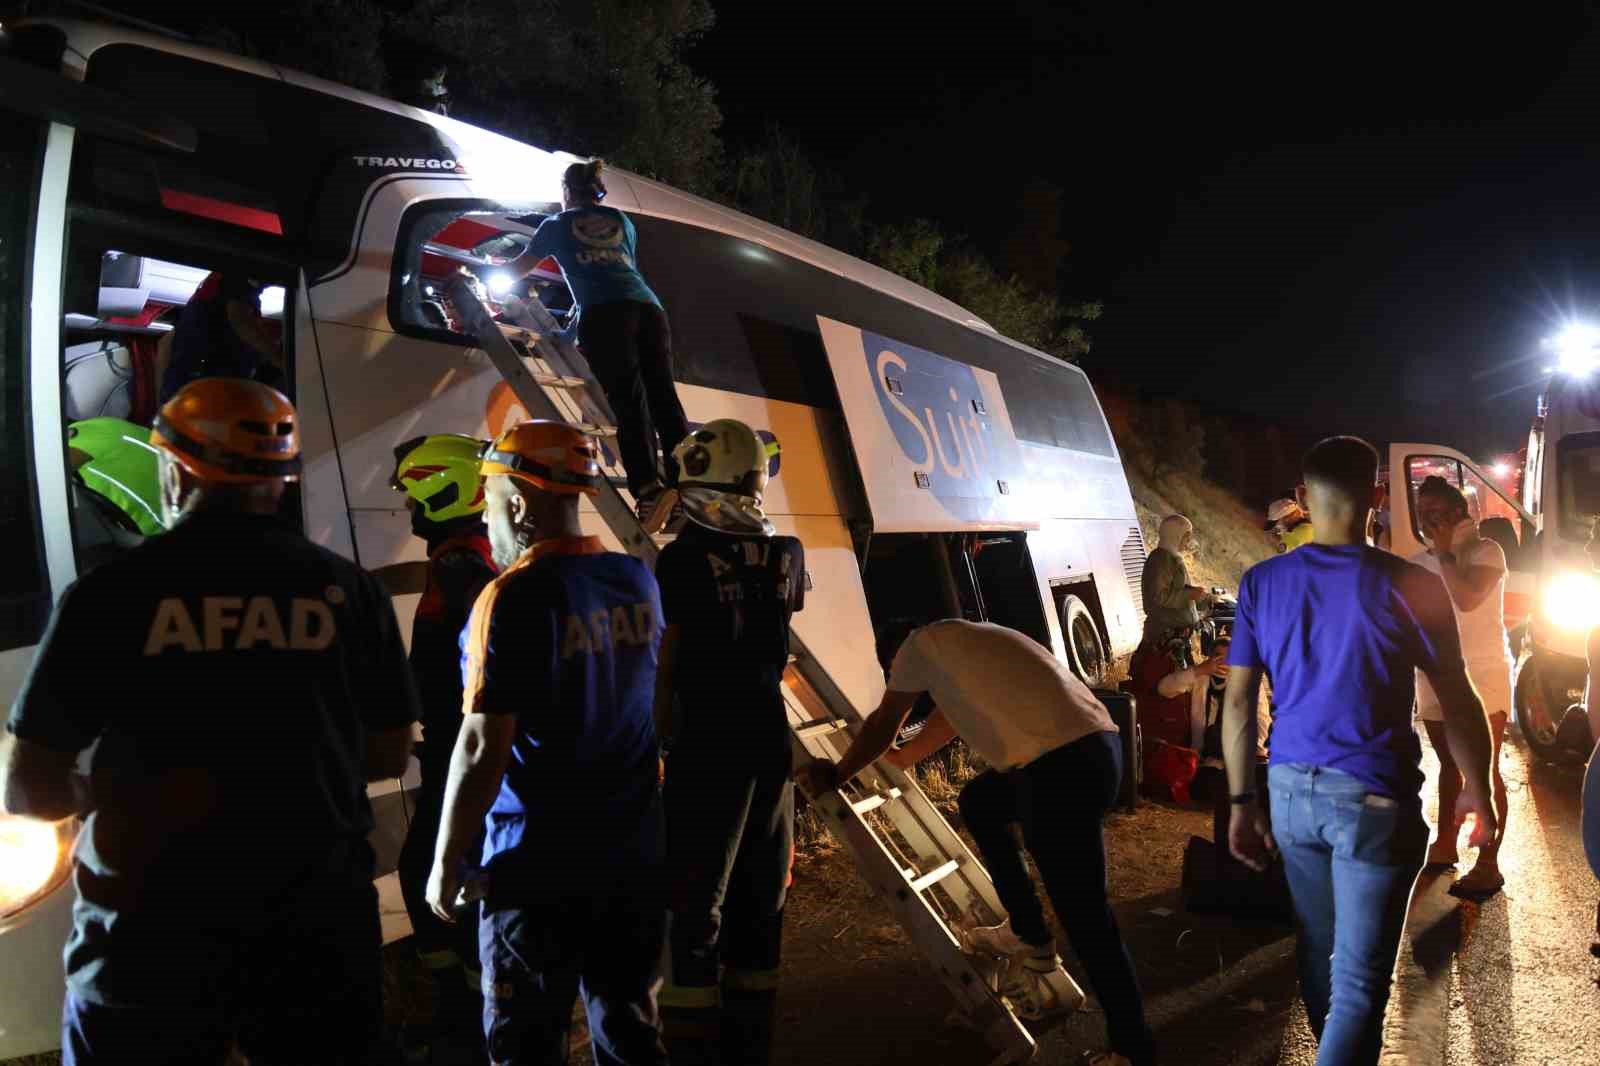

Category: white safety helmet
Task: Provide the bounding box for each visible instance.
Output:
[672,419,777,536]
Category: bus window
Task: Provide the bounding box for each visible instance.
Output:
[0,110,51,650]
[390,203,561,346]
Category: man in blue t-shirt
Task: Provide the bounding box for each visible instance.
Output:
[1220,435,1495,1066]
[425,419,667,1065]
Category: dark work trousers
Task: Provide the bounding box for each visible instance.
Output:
[577,300,689,497]
[398,721,482,972]
[662,736,794,1066]
[479,889,668,1066]
[958,730,1156,1066]
[62,852,389,1066]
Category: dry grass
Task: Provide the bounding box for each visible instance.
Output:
[1129,466,1276,594]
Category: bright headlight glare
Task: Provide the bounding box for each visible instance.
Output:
[1541,570,1600,632]
[486,271,513,297]
[0,814,73,921]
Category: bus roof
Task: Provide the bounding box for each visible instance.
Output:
[36,17,1053,358]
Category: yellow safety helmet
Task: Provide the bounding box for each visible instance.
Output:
[391,433,487,522]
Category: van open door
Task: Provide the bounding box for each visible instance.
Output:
[1386,443,1537,631]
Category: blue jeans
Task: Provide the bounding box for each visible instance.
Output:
[1269,764,1428,1066]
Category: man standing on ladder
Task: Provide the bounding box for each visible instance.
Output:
[388,434,499,1060]
[505,159,689,530]
[426,420,668,1065]
[653,420,804,1066]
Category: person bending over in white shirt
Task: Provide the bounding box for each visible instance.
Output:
[1413,476,1512,899]
[795,619,1156,1066]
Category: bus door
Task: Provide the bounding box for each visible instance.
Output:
[0,48,206,1059]
[1387,443,1537,631]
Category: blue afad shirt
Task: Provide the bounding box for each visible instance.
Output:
[526,205,662,311]
[1227,543,1466,800]
[460,536,664,890]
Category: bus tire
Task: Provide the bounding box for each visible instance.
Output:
[1060,594,1108,689]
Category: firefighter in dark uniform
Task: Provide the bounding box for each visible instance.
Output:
[387,434,498,1058]
[1,378,419,1065]
[654,419,805,1066]
[425,420,668,1066]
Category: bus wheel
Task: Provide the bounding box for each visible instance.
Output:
[1516,658,1566,763]
[1061,595,1108,689]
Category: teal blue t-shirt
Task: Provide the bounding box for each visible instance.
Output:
[526,205,662,311]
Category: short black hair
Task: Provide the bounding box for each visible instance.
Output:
[1416,475,1469,518]
[1302,436,1379,503]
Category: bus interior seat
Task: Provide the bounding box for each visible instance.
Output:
[64,340,136,422]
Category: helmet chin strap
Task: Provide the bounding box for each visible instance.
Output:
[679,487,775,537]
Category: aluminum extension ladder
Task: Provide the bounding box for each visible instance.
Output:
[443,275,1086,1063]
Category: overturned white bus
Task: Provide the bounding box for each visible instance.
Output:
[0,17,1144,1056]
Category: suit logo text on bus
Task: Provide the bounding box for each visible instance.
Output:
[868,331,1001,495]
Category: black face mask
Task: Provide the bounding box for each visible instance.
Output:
[411,506,478,546]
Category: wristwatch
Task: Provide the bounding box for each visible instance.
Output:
[1229,791,1257,806]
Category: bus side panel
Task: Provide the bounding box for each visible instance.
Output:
[296,272,357,561]
[1027,517,1145,660]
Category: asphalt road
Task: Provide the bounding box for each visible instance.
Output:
[1440,736,1598,1066]
[1034,732,1598,1066]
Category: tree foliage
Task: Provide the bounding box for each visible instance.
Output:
[23,0,1098,355]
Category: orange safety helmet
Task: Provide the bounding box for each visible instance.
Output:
[150,377,301,483]
[479,419,600,496]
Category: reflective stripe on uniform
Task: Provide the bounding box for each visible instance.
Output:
[723,966,781,992]
[658,981,720,1010]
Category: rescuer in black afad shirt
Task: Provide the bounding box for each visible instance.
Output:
[3,378,420,1066]
[653,419,805,1066]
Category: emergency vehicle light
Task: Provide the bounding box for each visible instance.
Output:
[1541,569,1600,633]
[1547,322,1600,377]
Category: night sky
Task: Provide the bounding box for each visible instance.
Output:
[695,2,1600,459]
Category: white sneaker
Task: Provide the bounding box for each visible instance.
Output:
[997,952,1070,1021]
[956,916,1058,960]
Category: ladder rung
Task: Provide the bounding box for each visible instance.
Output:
[908,858,962,894]
[793,717,847,739]
[849,787,902,815]
[497,322,540,344]
[525,369,587,389]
